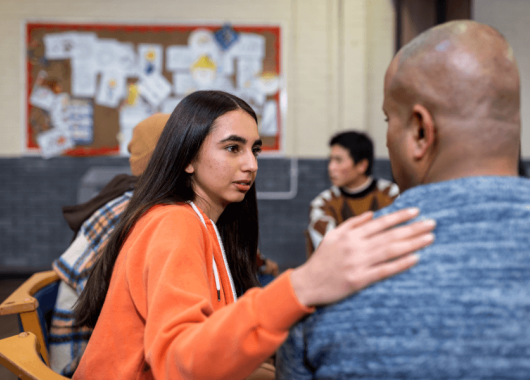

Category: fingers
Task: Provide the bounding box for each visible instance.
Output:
[368,227,435,266]
[359,252,420,290]
[339,211,374,229]
[357,208,421,237]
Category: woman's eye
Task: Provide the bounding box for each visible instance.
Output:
[384,117,389,123]
[252,147,262,157]
[227,145,239,153]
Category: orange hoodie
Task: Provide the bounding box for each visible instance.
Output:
[73,203,312,380]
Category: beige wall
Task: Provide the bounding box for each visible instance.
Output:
[0,0,395,158]
[473,0,530,157]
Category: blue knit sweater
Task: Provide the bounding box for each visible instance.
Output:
[277,176,530,379]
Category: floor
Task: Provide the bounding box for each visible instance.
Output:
[0,277,30,380]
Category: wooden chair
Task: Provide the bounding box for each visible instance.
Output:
[0,270,67,379]
[0,332,67,380]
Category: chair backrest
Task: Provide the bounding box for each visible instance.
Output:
[0,332,67,380]
[0,271,60,366]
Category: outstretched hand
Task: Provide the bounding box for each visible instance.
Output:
[290,208,435,307]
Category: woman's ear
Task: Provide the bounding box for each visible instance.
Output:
[185,162,195,174]
[410,104,435,160]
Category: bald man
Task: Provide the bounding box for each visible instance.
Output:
[277,21,530,379]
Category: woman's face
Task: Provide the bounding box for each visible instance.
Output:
[186,109,261,221]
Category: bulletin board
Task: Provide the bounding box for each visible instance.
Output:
[25,22,283,157]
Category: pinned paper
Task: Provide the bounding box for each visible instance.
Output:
[210,76,235,93]
[119,100,155,154]
[191,55,217,88]
[68,98,94,145]
[126,83,140,106]
[71,60,98,98]
[161,97,183,114]
[37,129,75,159]
[96,70,127,108]
[237,58,263,89]
[50,93,71,132]
[260,100,278,136]
[254,72,280,96]
[116,43,139,77]
[173,72,197,96]
[137,72,172,107]
[70,32,98,61]
[43,32,77,60]
[214,24,239,51]
[229,33,265,58]
[166,45,194,71]
[138,44,163,76]
[29,71,56,111]
[188,29,220,62]
[95,39,120,72]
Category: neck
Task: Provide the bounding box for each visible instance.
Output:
[192,197,225,223]
[343,176,372,193]
[422,153,518,185]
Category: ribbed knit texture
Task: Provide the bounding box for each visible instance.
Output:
[278,176,530,380]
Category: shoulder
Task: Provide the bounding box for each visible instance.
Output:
[310,186,341,208]
[138,203,203,231]
[374,178,400,198]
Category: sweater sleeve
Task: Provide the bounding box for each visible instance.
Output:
[125,206,313,380]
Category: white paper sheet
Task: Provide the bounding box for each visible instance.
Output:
[95,39,121,72]
[50,93,71,132]
[237,58,263,89]
[166,45,194,71]
[254,73,280,96]
[173,72,197,96]
[95,70,127,108]
[137,72,172,107]
[119,100,154,154]
[71,59,98,98]
[188,29,221,62]
[43,32,77,60]
[160,96,183,114]
[260,100,278,136]
[37,128,75,159]
[29,71,56,111]
[229,33,265,58]
[68,98,94,145]
[116,42,139,77]
[70,32,98,61]
[138,44,163,76]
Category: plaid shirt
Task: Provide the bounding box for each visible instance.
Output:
[49,191,132,377]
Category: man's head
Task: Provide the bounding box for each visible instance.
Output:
[383,20,521,192]
[128,113,170,176]
[328,131,373,189]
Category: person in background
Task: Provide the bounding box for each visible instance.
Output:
[306,131,399,256]
[277,20,530,379]
[49,113,169,376]
[72,90,435,380]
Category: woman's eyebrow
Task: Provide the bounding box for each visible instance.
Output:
[219,135,247,144]
[219,135,263,147]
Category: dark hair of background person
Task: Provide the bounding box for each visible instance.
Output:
[74,91,261,329]
[329,131,374,176]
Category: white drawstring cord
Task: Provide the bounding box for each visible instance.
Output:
[189,202,237,302]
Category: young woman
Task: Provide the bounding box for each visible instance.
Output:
[73,91,435,380]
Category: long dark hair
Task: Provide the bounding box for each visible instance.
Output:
[74,91,260,328]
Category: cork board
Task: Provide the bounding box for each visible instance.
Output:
[25,22,283,156]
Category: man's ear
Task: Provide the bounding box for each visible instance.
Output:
[185,162,195,174]
[410,104,435,160]
[355,158,369,175]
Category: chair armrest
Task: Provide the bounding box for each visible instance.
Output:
[0,332,68,380]
[0,271,60,315]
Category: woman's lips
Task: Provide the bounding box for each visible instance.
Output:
[233,182,251,192]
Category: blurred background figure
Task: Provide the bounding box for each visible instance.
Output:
[305,131,399,257]
[49,113,169,376]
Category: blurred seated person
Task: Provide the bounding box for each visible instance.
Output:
[49,113,169,376]
[306,131,399,256]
